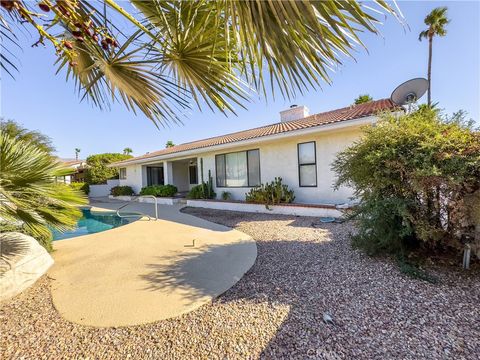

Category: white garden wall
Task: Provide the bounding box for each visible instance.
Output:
[107,195,181,205]
[186,200,344,218]
[89,179,120,198]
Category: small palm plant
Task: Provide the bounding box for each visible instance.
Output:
[0,132,87,250]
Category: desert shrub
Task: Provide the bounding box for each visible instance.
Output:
[140,184,177,197]
[187,170,216,199]
[110,185,134,196]
[333,107,480,257]
[70,182,90,195]
[245,177,295,208]
[85,153,132,184]
[0,222,53,252]
[221,191,232,201]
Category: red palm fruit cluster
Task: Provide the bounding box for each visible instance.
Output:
[38,2,50,12]
[63,40,74,49]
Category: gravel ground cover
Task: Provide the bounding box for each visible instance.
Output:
[1,207,479,359]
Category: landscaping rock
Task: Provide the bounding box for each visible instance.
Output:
[0,232,53,302]
[0,211,478,359]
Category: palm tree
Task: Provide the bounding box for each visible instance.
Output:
[165,141,175,148]
[419,7,449,107]
[123,147,133,155]
[0,119,55,153]
[75,148,81,160]
[0,132,87,250]
[1,1,403,127]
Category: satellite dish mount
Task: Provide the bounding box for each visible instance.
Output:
[390,78,429,113]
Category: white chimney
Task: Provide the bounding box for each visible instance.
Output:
[280,104,309,122]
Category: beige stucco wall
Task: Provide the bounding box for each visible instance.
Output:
[119,125,364,204]
[119,164,145,193]
[199,126,361,204]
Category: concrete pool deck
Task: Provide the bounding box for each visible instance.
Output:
[49,199,257,327]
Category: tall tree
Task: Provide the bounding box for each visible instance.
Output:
[123,147,133,155]
[0,119,55,153]
[0,132,87,250]
[165,141,175,148]
[354,94,373,105]
[75,148,81,160]
[0,1,402,127]
[85,153,133,184]
[419,7,449,106]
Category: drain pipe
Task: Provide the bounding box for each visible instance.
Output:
[463,244,471,270]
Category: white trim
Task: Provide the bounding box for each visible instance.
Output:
[111,116,378,167]
[108,195,181,205]
[186,199,344,218]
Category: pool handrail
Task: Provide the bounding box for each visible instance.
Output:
[116,195,158,220]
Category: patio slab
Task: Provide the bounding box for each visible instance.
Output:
[49,200,256,327]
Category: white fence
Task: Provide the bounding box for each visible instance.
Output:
[89,179,120,198]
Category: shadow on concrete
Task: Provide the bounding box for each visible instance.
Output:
[140,241,255,303]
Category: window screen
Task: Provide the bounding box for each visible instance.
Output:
[247,149,260,186]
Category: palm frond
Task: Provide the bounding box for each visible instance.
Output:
[56,32,190,127]
[0,14,20,78]
[132,0,402,106]
[0,132,87,240]
[4,0,403,125]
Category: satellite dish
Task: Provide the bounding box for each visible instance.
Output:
[390,78,429,106]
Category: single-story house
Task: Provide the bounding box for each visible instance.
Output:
[58,159,87,183]
[110,99,399,206]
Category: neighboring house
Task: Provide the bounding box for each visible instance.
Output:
[111,99,399,205]
[58,159,87,184]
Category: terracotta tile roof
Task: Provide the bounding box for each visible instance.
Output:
[59,158,85,167]
[113,98,398,166]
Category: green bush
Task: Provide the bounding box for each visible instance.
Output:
[70,182,90,195]
[110,185,134,196]
[333,107,480,257]
[85,153,132,184]
[221,191,232,200]
[140,184,177,197]
[245,177,295,208]
[0,222,53,252]
[187,170,216,199]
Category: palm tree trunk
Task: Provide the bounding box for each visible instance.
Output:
[427,35,433,106]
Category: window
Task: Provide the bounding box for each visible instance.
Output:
[216,149,260,187]
[297,142,317,187]
[147,166,164,186]
[119,168,127,180]
[189,164,198,184]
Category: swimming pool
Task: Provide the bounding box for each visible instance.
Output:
[52,209,141,240]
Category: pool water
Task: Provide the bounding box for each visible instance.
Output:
[52,209,141,241]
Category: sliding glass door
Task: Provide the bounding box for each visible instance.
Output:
[147,166,164,186]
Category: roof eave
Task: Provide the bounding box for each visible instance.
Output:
[109,114,385,168]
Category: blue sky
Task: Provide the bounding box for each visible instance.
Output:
[1,1,479,159]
